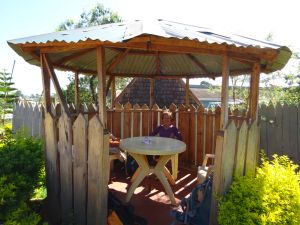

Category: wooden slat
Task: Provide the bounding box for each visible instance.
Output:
[178,105,189,163]
[205,109,213,158]
[259,104,268,155]
[151,104,160,132]
[44,113,61,225]
[221,122,238,194]
[266,104,277,156]
[189,105,197,165]
[274,103,283,156]
[112,103,122,138]
[288,105,298,162]
[234,121,248,176]
[132,104,141,137]
[196,105,205,165]
[123,102,132,138]
[58,113,73,223]
[245,120,259,175]
[87,116,109,225]
[209,132,224,225]
[73,114,88,225]
[141,104,150,136]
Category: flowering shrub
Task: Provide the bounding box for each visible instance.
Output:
[218,154,300,225]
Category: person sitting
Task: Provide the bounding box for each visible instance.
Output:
[148,110,182,165]
[150,110,182,140]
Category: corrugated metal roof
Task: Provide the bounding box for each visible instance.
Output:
[7,19,292,77]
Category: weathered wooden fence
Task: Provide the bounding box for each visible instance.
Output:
[13,101,300,166]
[259,103,300,165]
[12,101,43,136]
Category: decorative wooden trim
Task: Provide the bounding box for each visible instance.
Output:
[220,54,229,130]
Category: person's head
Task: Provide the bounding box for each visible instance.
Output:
[161,110,173,127]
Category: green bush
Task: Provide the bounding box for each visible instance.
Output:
[218,154,300,225]
[0,130,45,223]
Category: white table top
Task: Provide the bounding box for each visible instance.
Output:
[120,136,186,155]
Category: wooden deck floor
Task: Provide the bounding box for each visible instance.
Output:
[108,161,197,225]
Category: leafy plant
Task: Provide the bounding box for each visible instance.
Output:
[0,70,18,126]
[0,130,45,223]
[218,154,300,225]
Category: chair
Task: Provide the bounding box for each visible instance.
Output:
[197,154,215,184]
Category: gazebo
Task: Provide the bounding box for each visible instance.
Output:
[8,19,291,225]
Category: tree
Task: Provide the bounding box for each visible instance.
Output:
[0,70,18,125]
[57,3,131,106]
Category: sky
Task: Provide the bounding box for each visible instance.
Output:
[0,0,299,95]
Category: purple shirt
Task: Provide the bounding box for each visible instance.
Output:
[150,125,182,141]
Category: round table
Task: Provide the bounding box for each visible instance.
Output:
[120,136,186,205]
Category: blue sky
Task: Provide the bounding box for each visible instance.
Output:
[0,0,299,95]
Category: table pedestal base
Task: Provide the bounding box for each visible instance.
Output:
[125,153,177,205]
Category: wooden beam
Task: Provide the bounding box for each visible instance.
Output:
[107,49,130,73]
[186,54,209,74]
[248,63,260,121]
[220,55,229,130]
[74,72,80,112]
[42,54,70,116]
[40,54,51,113]
[20,35,276,61]
[96,47,107,128]
[56,48,95,65]
[185,78,189,106]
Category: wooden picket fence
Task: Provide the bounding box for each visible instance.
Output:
[15,101,300,167]
[259,103,300,165]
[12,101,299,224]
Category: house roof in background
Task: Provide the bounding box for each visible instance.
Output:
[8,19,292,79]
[115,78,201,108]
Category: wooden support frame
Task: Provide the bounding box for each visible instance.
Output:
[220,54,229,130]
[248,63,260,121]
[42,54,70,116]
[96,46,107,127]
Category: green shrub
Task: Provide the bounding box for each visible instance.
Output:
[0,131,45,223]
[218,154,300,225]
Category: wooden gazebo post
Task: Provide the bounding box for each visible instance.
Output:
[210,54,230,225]
[248,63,261,121]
